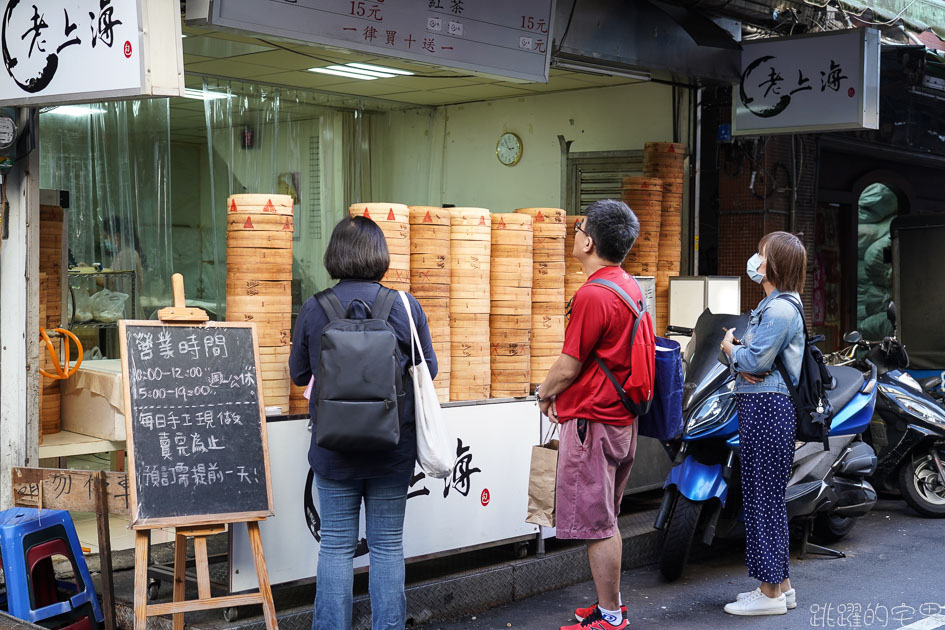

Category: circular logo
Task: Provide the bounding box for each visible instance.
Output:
[124,41,133,58]
[848,87,856,98]
[480,489,490,506]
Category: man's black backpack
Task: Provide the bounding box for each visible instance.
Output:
[313,287,404,452]
[771,294,836,450]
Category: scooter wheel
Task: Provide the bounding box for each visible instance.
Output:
[899,451,945,518]
[658,495,703,581]
[812,513,856,542]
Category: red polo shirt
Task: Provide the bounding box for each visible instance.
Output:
[555,266,656,425]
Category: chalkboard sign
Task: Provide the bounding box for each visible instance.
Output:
[119,321,273,528]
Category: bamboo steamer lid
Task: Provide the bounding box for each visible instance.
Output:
[227,214,295,233]
[451,312,489,326]
[490,327,531,343]
[452,340,489,356]
[622,176,664,191]
[532,302,565,316]
[490,302,532,316]
[492,213,533,230]
[413,283,450,299]
[409,206,451,226]
[412,267,450,283]
[227,264,294,279]
[349,203,410,223]
[491,259,532,274]
[411,253,449,269]
[227,295,291,311]
[228,194,294,216]
[450,256,490,272]
[491,385,531,398]
[411,240,450,255]
[533,288,565,303]
[409,225,450,242]
[644,142,687,155]
[490,341,530,357]
[514,208,566,236]
[227,248,292,264]
[450,208,491,229]
[490,285,531,301]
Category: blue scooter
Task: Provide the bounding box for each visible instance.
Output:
[654,308,879,581]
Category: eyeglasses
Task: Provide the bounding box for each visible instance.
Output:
[574,219,587,236]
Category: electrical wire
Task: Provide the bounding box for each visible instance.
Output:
[555,0,579,53]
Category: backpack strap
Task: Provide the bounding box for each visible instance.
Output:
[587,277,651,417]
[315,289,346,321]
[371,286,397,321]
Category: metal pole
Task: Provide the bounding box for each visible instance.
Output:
[0,108,40,509]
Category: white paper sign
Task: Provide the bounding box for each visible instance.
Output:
[0,0,183,106]
[734,28,880,135]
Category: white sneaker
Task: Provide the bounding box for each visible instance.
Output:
[724,589,787,616]
[737,587,796,609]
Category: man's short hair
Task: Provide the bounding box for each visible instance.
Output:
[323,216,390,281]
[583,199,640,264]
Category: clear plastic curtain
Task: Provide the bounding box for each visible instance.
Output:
[200,79,351,308]
[39,100,173,318]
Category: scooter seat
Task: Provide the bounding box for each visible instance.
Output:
[826,366,863,414]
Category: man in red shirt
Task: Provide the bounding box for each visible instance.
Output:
[537,199,656,630]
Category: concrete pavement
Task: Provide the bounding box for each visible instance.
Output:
[417,499,945,630]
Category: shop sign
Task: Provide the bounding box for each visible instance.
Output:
[188,0,555,83]
[0,0,184,106]
[733,28,880,135]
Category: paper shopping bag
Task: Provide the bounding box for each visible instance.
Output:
[525,438,559,527]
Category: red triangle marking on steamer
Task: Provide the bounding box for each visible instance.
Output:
[243,216,255,229]
[283,217,292,231]
[423,211,432,223]
[263,200,276,213]
[535,211,545,222]
[387,208,396,221]
[363,209,372,219]
[229,199,238,213]
[478,215,486,226]
[498,217,507,229]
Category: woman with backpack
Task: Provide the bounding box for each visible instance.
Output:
[290,216,437,630]
[720,231,807,616]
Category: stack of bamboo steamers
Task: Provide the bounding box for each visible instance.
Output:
[226,194,294,413]
[409,206,451,403]
[449,208,492,401]
[515,208,566,388]
[349,203,411,291]
[490,213,533,398]
[644,142,685,336]
[565,215,586,307]
[39,205,65,438]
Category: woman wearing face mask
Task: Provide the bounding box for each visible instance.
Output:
[720,231,807,616]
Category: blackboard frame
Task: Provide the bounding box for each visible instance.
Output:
[119,320,275,529]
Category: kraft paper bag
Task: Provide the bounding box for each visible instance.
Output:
[525,437,559,527]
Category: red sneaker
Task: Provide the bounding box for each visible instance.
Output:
[574,602,628,622]
[561,608,628,630]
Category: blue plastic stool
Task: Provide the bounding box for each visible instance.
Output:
[0,507,104,629]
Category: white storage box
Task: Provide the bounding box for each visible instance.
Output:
[61,359,126,441]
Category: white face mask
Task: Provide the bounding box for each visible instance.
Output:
[747,253,765,284]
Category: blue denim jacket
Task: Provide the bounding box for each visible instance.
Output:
[732,290,804,395]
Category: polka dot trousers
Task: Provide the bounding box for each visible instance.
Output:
[736,392,796,584]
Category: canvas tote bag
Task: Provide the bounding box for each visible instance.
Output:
[400,292,454,479]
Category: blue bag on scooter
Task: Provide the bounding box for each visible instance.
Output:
[638,337,685,441]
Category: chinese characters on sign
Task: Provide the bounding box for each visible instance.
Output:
[734,28,880,135]
[123,324,270,525]
[203,0,554,82]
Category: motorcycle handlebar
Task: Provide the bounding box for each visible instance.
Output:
[861,359,878,395]
[666,325,694,337]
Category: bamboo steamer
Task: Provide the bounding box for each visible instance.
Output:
[39,207,65,438]
[490,314,532,330]
[227,214,295,232]
[228,194,294,216]
[410,206,451,399]
[565,216,587,306]
[289,382,309,415]
[350,202,409,223]
[490,212,532,398]
[348,203,411,290]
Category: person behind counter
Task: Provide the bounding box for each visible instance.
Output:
[289,216,437,630]
[536,199,655,630]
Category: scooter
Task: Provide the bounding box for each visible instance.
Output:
[654,308,879,581]
[826,304,945,517]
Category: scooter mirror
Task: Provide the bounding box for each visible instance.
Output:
[843,331,862,344]
[887,301,897,327]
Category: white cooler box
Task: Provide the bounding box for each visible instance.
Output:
[61,359,126,441]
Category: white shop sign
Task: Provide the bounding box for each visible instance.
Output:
[733,28,880,135]
[188,0,555,83]
[0,0,184,106]
[230,400,540,592]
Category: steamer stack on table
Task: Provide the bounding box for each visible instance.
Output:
[564,215,586,307]
[515,208,566,388]
[289,381,308,415]
[489,213,533,398]
[620,177,663,280]
[349,203,411,292]
[449,208,491,401]
[643,142,686,336]
[226,194,294,413]
[409,206,452,403]
[39,205,65,438]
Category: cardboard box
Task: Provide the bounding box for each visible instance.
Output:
[61,359,126,441]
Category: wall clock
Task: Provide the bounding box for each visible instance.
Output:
[496,132,523,166]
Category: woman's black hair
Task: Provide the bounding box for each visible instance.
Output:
[323,216,390,281]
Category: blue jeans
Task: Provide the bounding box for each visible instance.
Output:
[313,472,410,630]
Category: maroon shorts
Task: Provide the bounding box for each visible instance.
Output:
[555,418,638,540]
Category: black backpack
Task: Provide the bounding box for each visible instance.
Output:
[771,294,835,450]
[313,287,404,452]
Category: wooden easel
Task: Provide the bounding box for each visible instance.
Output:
[130,275,278,630]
